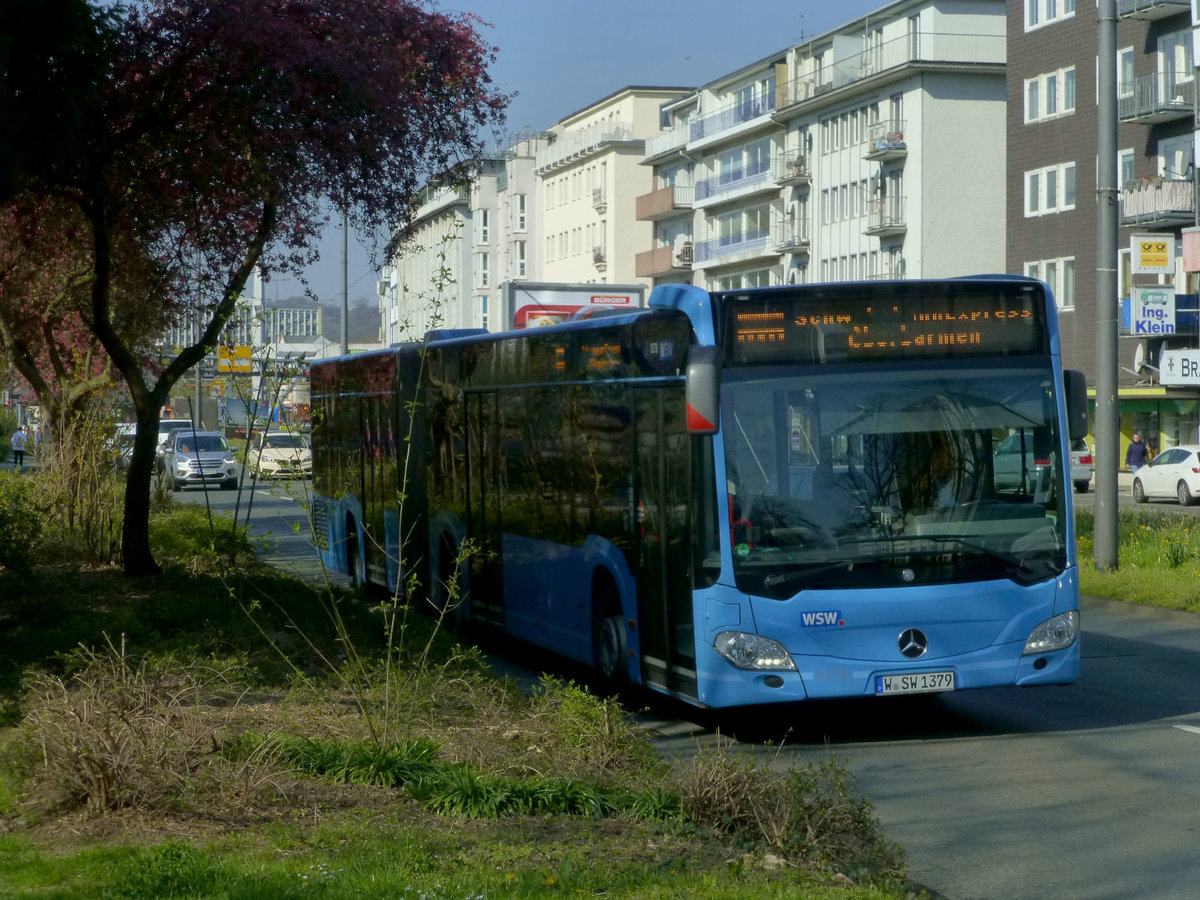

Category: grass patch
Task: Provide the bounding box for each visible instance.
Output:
[0,497,914,900]
[1076,507,1200,612]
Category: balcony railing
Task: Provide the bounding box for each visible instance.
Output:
[694,228,770,264]
[1117,0,1190,20]
[593,187,607,212]
[535,121,638,172]
[779,32,1005,108]
[771,221,810,252]
[695,164,773,203]
[864,120,907,161]
[592,245,608,270]
[634,243,693,278]
[1119,73,1195,123]
[1121,177,1195,227]
[643,122,691,160]
[776,152,811,185]
[690,95,775,142]
[865,196,906,236]
[635,184,695,220]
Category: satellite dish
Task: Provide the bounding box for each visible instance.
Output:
[1133,342,1147,374]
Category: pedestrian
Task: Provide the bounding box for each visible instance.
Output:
[1125,432,1149,475]
[10,425,28,469]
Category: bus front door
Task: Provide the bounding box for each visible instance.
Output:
[635,386,698,700]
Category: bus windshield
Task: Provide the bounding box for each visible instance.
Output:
[722,361,1069,596]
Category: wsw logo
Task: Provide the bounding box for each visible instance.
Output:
[800,610,844,627]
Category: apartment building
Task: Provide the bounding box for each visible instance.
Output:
[636,0,1008,292]
[1008,0,1200,453]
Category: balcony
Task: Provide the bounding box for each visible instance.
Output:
[534,121,639,173]
[695,164,774,205]
[635,243,693,278]
[689,95,775,144]
[777,32,1004,113]
[776,152,811,186]
[593,187,607,213]
[771,222,809,254]
[643,122,691,162]
[1119,73,1194,124]
[865,196,906,237]
[864,120,907,162]
[693,228,770,265]
[866,261,907,280]
[592,245,608,272]
[1117,0,1190,20]
[1120,177,1195,227]
[635,184,695,221]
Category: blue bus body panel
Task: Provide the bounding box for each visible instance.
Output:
[691,568,1079,708]
[501,533,643,684]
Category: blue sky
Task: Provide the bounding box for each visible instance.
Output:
[275,0,886,304]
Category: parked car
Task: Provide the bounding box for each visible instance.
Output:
[155,418,194,472]
[1131,444,1200,506]
[163,430,238,491]
[246,431,312,479]
[1070,438,1093,494]
[993,432,1052,493]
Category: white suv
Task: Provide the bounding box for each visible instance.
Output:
[1070,438,1093,494]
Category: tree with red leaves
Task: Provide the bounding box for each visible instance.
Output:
[2,0,506,575]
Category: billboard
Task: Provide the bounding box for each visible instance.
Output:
[501,282,646,330]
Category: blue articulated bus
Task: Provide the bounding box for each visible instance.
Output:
[310,277,1087,708]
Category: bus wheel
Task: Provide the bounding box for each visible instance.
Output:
[593,580,626,684]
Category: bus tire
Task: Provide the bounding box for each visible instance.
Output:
[593,575,626,684]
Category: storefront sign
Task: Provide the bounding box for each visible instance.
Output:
[1132,235,1175,274]
[1159,348,1200,385]
[1131,287,1176,336]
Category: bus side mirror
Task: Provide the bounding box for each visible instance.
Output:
[1064,369,1088,442]
[686,346,720,434]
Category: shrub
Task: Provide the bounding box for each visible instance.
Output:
[0,471,42,572]
[674,738,905,880]
[148,504,256,573]
[9,639,260,815]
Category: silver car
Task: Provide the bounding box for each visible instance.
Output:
[164,430,238,491]
[1069,438,1093,494]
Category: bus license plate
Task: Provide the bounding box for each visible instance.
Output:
[875,671,955,696]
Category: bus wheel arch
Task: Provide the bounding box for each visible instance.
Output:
[592,569,627,683]
[345,514,366,590]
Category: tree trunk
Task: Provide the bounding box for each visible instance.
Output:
[121,400,163,576]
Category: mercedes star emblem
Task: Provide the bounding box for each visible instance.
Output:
[898,628,928,659]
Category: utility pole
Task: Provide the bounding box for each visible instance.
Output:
[1094,0,1119,570]
[340,210,349,356]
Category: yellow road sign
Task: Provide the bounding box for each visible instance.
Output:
[217,345,252,373]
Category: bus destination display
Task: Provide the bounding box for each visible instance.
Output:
[726,286,1047,364]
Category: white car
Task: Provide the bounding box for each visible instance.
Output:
[1131,444,1200,506]
[1070,438,1093,494]
[247,431,312,479]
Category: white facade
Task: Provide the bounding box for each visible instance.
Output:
[637,0,1008,290]
[380,0,1007,337]
[535,87,691,286]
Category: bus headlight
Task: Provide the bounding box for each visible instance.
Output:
[714,631,797,671]
[1023,610,1079,655]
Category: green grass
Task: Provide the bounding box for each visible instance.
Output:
[0,485,915,900]
[1076,507,1200,612]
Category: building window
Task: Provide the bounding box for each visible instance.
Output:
[476,253,489,288]
[1025,67,1075,123]
[1024,162,1075,216]
[1118,48,1134,98]
[516,241,526,277]
[1119,149,1135,186]
[475,210,489,245]
[1026,0,1073,30]
[515,194,527,231]
[1024,256,1075,310]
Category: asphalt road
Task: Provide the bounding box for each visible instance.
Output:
[184,479,1200,899]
